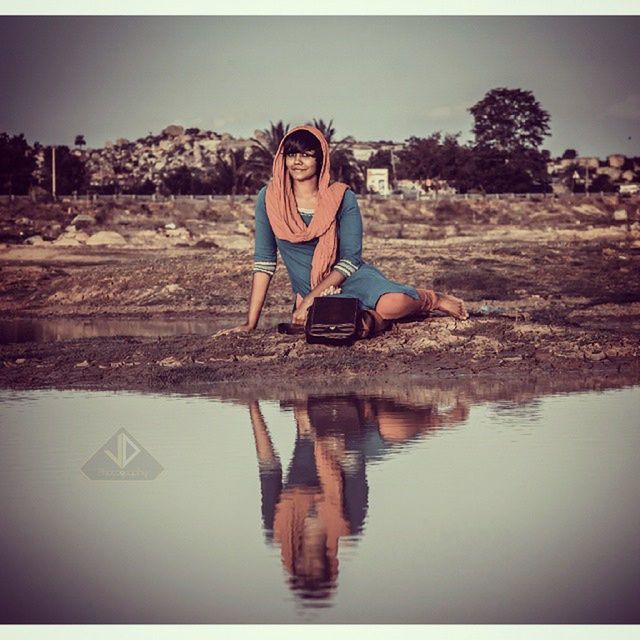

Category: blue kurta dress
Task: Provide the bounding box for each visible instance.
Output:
[253,186,421,311]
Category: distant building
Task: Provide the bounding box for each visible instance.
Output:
[575,157,599,170]
[596,166,622,181]
[351,144,378,162]
[397,179,426,197]
[552,181,570,195]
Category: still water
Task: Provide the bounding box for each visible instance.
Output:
[0,384,638,623]
[0,316,253,344]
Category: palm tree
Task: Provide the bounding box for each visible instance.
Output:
[331,148,365,193]
[310,121,362,190]
[249,120,290,184]
[214,147,257,201]
[307,118,336,145]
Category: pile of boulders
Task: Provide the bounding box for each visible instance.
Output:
[21,217,254,251]
[25,224,127,247]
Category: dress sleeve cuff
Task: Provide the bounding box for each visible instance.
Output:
[334,258,360,277]
[253,260,277,276]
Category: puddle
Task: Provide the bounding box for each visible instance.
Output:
[0,382,638,623]
[0,316,283,343]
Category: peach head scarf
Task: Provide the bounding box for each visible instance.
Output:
[265,124,349,289]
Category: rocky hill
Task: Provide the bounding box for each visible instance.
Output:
[34,124,258,193]
[30,123,640,196]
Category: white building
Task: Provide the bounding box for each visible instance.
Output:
[367,168,389,196]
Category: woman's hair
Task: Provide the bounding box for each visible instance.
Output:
[282,129,324,175]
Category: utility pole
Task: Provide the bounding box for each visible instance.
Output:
[51,146,57,200]
[585,164,590,196]
[390,146,397,192]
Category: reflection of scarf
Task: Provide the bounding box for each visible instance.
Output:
[265,125,349,289]
[273,438,348,581]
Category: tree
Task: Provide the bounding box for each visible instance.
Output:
[437,133,474,184]
[308,122,364,189]
[466,147,550,193]
[39,145,88,195]
[589,174,616,193]
[163,166,196,195]
[468,88,551,193]
[469,87,550,154]
[331,147,365,192]
[249,120,290,184]
[307,118,336,144]
[74,134,86,148]
[394,132,471,189]
[127,178,156,196]
[396,134,446,182]
[0,132,35,195]
[562,148,577,160]
[367,148,393,174]
[213,147,258,199]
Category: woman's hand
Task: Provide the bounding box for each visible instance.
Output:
[212,323,254,338]
[292,300,312,326]
[320,286,341,297]
[292,286,343,325]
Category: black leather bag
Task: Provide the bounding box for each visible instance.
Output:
[304,296,361,346]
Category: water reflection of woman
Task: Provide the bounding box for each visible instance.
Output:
[249,394,469,603]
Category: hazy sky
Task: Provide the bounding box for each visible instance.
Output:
[2,15,639,157]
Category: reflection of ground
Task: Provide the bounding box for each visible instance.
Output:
[0,200,639,392]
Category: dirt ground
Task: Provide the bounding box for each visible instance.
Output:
[0,195,639,394]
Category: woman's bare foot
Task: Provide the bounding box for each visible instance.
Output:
[358,312,375,338]
[434,292,469,320]
[358,310,391,338]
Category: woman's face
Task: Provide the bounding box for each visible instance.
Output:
[285,150,319,183]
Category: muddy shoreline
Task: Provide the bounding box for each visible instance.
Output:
[1,196,639,395]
